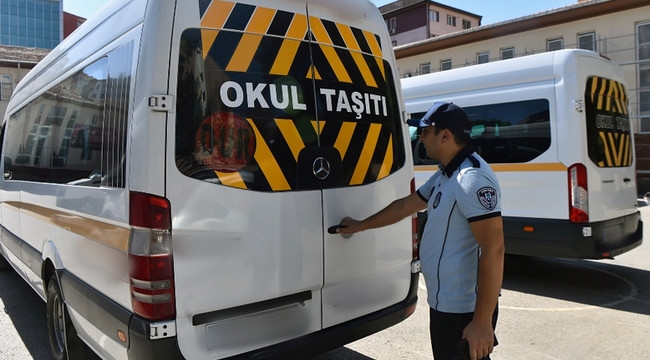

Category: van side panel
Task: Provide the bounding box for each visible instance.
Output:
[402,49,642,259]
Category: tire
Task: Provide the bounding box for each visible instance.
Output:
[0,253,10,271]
[46,275,86,360]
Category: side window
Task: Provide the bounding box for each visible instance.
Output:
[409,99,551,164]
[4,58,108,185]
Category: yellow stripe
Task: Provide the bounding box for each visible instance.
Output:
[601,132,613,166]
[334,122,356,158]
[363,30,383,58]
[200,1,235,59]
[351,51,377,88]
[215,170,247,189]
[319,44,352,83]
[605,79,614,111]
[337,24,360,51]
[271,14,308,75]
[415,163,568,172]
[286,14,308,39]
[489,162,567,172]
[377,137,393,180]
[276,119,305,161]
[310,120,324,135]
[350,123,382,184]
[227,33,263,72]
[9,202,129,253]
[375,57,386,82]
[271,39,301,75]
[309,17,333,45]
[250,120,291,191]
[200,0,233,28]
[247,7,275,34]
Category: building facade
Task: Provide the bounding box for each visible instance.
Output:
[379,0,481,48]
[386,0,650,193]
[0,0,63,49]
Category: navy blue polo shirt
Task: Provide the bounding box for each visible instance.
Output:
[416,146,501,313]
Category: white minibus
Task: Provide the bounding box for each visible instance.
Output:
[0,0,419,359]
[402,49,642,259]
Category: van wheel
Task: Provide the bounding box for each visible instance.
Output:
[0,253,10,271]
[46,275,85,360]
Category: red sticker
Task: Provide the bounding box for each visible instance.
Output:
[194,112,256,172]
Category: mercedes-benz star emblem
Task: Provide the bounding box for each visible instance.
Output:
[312,157,331,180]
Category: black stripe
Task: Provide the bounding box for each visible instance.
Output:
[321,19,346,48]
[468,211,501,223]
[199,0,211,19]
[208,31,241,69]
[268,10,293,36]
[225,3,255,31]
[352,27,372,54]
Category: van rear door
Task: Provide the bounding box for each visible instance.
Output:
[581,70,638,221]
[168,0,410,358]
[304,0,412,327]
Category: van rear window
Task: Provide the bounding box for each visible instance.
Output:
[175,18,405,191]
[585,76,633,167]
[410,99,551,164]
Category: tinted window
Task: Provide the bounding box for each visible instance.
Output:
[4,42,133,186]
[410,99,551,164]
[585,76,632,167]
[176,16,405,192]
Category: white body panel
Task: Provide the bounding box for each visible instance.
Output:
[0,0,416,359]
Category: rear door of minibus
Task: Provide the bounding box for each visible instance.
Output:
[168,0,411,358]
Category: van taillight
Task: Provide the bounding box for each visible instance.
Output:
[568,164,589,223]
[410,178,420,260]
[128,192,176,321]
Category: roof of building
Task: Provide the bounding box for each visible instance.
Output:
[0,44,50,67]
[393,0,648,59]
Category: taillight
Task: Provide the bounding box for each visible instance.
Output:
[410,178,420,260]
[568,163,589,223]
[129,192,176,321]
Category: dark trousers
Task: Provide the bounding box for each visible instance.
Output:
[429,307,498,360]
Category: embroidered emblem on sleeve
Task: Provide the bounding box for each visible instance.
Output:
[477,187,498,211]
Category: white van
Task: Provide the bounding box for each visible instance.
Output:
[402,49,643,259]
[0,0,419,359]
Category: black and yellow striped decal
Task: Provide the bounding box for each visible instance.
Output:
[585,76,632,167]
[176,0,405,191]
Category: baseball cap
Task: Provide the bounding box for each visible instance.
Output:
[406,102,472,137]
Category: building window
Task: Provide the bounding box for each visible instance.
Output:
[501,47,515,60]
[441,59,452,71]
[0,74,12,101]
[547,38,564,52]
[429,10,439,22]
[388,17,396,34]
[638,22,650,131]
[578,32,596,52]
[447,15,456,27]
[420,63,431,74]
[477,52,489,64]
[462,19,472,30]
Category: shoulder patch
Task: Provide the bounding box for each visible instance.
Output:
[477,187,498,211]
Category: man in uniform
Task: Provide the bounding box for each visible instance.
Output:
[336,102,504,360]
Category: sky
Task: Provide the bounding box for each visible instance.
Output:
[63,0,577,25]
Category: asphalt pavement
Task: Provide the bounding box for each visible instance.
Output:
[2,205,650,360]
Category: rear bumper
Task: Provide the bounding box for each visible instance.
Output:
[226,272,419,359]
[503,211,643,259]
[127,272,419,359]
